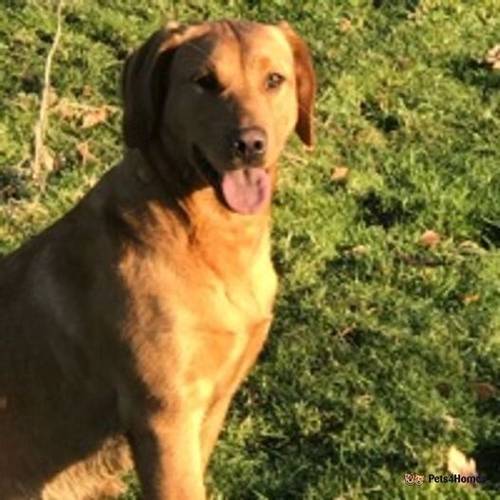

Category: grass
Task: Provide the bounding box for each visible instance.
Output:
[1,0,499,498]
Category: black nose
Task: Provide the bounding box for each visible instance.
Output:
[231,127,267,164]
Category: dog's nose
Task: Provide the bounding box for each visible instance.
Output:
[231,127,267,164]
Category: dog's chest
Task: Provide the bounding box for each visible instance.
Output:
[171,238,278,340]
[168,247,277,403]
[120,230,277,402]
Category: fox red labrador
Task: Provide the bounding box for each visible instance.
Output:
[0,19,315,499]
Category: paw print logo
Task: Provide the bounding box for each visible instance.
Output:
[404,473,424,485]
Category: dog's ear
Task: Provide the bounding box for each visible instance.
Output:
[121,22,192,151]
[278,22,316,148]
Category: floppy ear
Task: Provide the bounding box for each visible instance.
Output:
[278,22,316,148]
[121,22,190,151]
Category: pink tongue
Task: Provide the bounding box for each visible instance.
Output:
[221,168,271,214]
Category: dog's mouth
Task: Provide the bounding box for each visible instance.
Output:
[193,145,220,186]
[192,145,271,215]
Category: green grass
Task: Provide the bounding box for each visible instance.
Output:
[1,0,500,498]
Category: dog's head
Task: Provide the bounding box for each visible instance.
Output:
[122,20,315,215]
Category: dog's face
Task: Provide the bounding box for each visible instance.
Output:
[123,21,315,214]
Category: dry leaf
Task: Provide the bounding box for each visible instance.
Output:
[339,18,352,33]
[484,44,500,70]
[0,397,7,410]
[351,244,369,255]
[447,446,477,478]
[81,107,108,128]
[53,98,80,120]
[471,382,498,401]
[76,141,96,165]
[53,99,117,125]
[331,166,349,183]
[462,294,480,305]
[419,229,441,248]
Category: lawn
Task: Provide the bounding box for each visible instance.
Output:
[1,0,499,498]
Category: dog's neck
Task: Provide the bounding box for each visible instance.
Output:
[122,146,273,274]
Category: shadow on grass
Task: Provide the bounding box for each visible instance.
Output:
[360,99,402,134]
[449,57,500,95]
[372,0,421,15]
[355,190,418,229]
[0,168,28,203]
[479,218,500,249]
[474,442,500,490]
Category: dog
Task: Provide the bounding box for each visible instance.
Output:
[0,19,315,499]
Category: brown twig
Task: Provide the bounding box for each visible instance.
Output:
[32,0,64,190]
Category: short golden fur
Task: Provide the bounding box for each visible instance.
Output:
[0,20,315,499]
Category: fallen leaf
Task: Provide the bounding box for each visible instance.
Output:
[471,382,498,401]
[53,99,118,126]
[351,244,369,255]
[419,229,441,248]
[81,107,108,128]
[53,98,80,120]
[0,397,7,410]
[484,44,500,70]
[447,446,477,479]
[76,141,96,165]
[462,294,480,305]
[339,18,352,33]
[331,166,349,183]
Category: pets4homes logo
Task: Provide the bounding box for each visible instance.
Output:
[404,446,488,487]
[404,473,487,486]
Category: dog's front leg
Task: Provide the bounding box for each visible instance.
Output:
[128,409,205,500]
[201,317,272,471]
[200,392,234,472]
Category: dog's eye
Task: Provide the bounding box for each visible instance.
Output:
[194,72,222,93]
[265,72,285,90]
